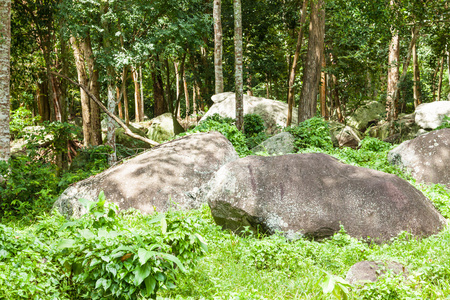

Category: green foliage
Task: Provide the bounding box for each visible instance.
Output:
[358,136,393,152]
[435,116,450,130]
[0,156,59,219]
[187,113,251,157]
[9,107,41,139]
[320,272,351,300]
[243,114,266,138]
[0,194,207,299]
[285,117,333,151]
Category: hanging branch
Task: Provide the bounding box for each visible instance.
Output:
[51,71,160,147]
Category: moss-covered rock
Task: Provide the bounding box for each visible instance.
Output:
[145,113,185,143]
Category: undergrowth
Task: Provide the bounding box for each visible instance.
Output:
[2,116,450,299]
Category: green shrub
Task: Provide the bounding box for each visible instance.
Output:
[435,115,450,130]
[55,193,208,299]
[359,136,393,152]
[243,114,266,138]
[187,114,251,157]
[285,117,333,151]
[9,107,41,139]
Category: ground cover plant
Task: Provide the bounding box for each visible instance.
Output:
[1,117,450,299]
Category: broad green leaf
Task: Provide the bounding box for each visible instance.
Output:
[195,233,208,252]
[321,274,335,294]
[161,216,167,234]
[158,253,186,273]
[134,263,151,286]
[147,213,165,225]
[79,229,95,239]
[57,239,76,249]
[143,276,156,297]
[138,248,156,266]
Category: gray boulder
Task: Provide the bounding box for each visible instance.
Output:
[388,128,450,188]
[346,101,385,131]
[201,92,297,134]
[144,113,185,143]
[415,101,450,129]
[205,153,446,243]
[334,125,362,148]
[54,132,239,218]
[346,261,407,285]
[251,132,295,155]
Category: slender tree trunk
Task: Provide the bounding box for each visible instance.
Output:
[174,61,181,117]
[70,37,92,147]
[386,0,400,124]
[246,71,253,96]
[165,58,173,114]
[183,68,190,119]
[153,63,167,117]
[286,0,308,126]
[213,0,224,94]
[174,53,186,118]
[192,85,197,116]
[234,0,244,131]
[122,66,129,125]
[298,0,325,123]
[139,65,144,118]
[116,87,123,119]
[83,34,102,145]
[437,56,444,101]
[131,66,142,122]
[0,0,10,161]
[59,36,69,123]
[320,52,328,120]
[448,46,450,100]
[412,27,421,108]
[332,74,343,122]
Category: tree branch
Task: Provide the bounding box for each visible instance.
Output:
[51,71,160,147]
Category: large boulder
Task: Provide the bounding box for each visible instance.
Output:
[346,101,385,131]
[200,92,297,134]
[368,113,420,144]
[205,153,446,243]
[54,132,239,218]
[388,128,450,188]
[251,132,295,155]
[144,113,185,143]
[415,101,450,129]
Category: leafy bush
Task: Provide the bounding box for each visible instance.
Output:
[285,117,333,151]
[187,113,251,157]
[0,156,60,219]
[359,136,393,152]
[9,107,41,139]
[0,194,208,299]
[435,115,450,130]
[243,114,266,138]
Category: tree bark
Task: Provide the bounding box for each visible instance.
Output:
[121,66,130,125]
[183,67,190,119]
[153,62,167,117]
[234,0,244,131]
[131,66,143,122]
[298,0,325,123]
[437,55,444,101]
[286,0,308,126]
[213,0,224,94]
[83,34,102,145]
[0,0,10,161]
[386,1,400,123]
[320,52,328,120]
[412,27,421,108]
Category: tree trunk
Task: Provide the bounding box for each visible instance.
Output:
[122,66,129,125]
[213,0,224,94]
[437,55,444,101]
[320,52,328,120]
[70,36,92,147]
[117,86,123,119]
[37,76,51,121]
[234,0,244,131]
[183,67,190,119]
[412,27,421,108]
[448,45,450,100]
[298,0,325,123]
[386,1,400,123]
[131,66,143,122]
[139,65,144,118]
[153,64,167,117]
[83,34,102,145]
[286,0,308,126]
[165,58,173,113]
[174,61,181,118]
[0,0,10,161]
